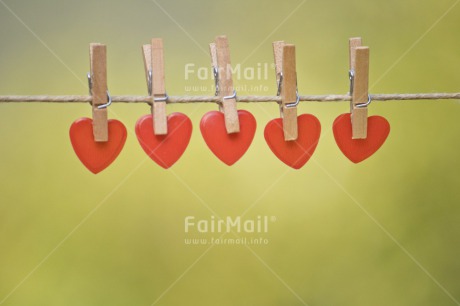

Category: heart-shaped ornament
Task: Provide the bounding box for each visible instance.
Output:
[135,112,192,169]
[69,118,127,174]
[200,110,256,165]
[333,113,390,163]
[264,114,321,169]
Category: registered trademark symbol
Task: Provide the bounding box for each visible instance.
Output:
[270,216,277,222]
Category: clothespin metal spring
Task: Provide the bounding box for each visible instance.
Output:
[348,70,372,109]
[87,72,112,109]
[276,72,300,109]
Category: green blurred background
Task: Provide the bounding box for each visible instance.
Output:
[0,0,459,305]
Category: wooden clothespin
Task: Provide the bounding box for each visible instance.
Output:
[273,41,298,141]
[89,43,109,142]
[209,35,240,134]
[142,38,167,135]
[349,37,369,139]
[209,42,222,113]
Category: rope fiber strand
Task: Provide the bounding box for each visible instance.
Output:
[0,93,459,103]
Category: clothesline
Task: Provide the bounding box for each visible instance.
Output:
[0,92,459,103]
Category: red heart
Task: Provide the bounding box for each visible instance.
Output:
[200,110,256,165]
[264,114,321,169]
[135,112,192,169]
[333,113,390,163]
[69,118,127,174]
